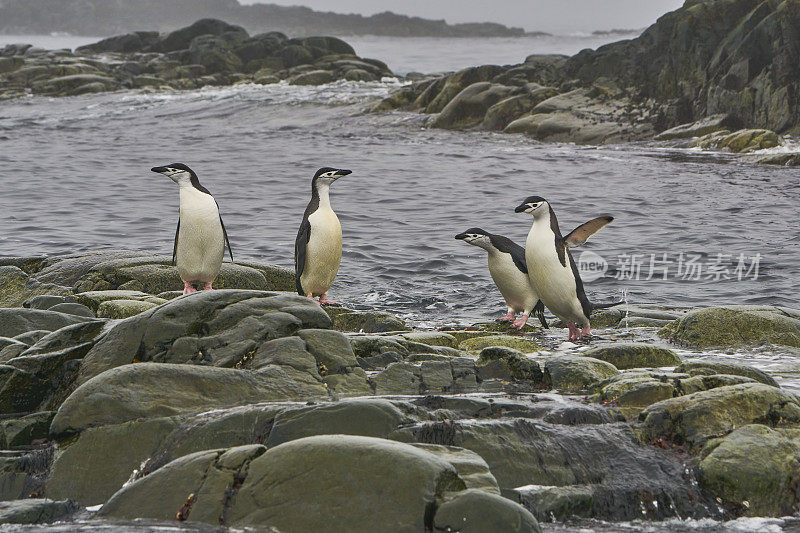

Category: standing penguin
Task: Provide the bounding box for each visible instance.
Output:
[295,167,352,305]
[515,196,618,340]
[151,163,233,295]
[455,228,547,329]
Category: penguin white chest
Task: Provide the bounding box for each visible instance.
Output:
[301,207,342,295]
[176,188,225,283]
[525,222,583,322]
[487,252,538,313]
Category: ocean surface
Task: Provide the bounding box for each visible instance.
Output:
[2,31,800,533]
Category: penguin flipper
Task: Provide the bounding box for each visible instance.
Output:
[534,300,549,329]
[294,219,311,296]
[564,216,614,248]
[219,214,234,263]
[172,219,180,266]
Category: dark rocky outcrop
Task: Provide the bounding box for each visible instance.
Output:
[0,18,393,99]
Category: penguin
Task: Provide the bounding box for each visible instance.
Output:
[455,228,547,330]
[295,167,352,305]
[514,196,618,340]
[151,163,233,295]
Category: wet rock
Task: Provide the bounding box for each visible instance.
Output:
[654,114,741,140]
[694,128,782,153]
[77,290,331,383]
[328,308,410,333]
[0,498,79,525]
[73,290,166,312]
[32,74,116,95]
[662,305,800,348]
[676,374,757,395]
[151,19,248,54]
[296,329,372,395]
[425,65,506,113]
[95,299,161,319]
[543,356,619,392]
[476,347,545,383]
[399,331,458,349]
[77,31,160,54]
[698,424,800,516]
[481,94,535,131]
[47,303,94,318]
[591,375,675,418]
[46,417,179,505]
[639,383,800,449]
[459,335,539,353]
[430,82,520,129]
[289,69,334,85]
[188,35,244,74]
[0,309,93,339]
[434,489,541,533]
[675,359,778,387]
[348,335,409,358]
[0,411,54,448]
[581,343,681,370]
[0,266,71,308]
[50,363,327,437]
[757,152,800,166]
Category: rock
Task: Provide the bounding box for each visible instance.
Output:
[459,335,540,353]
[46,303,94,317]
[430,82,519,129]
[675,360,778,387]
[73,290,166,312]
[434,489,541,533]
[0,499,79,525]
[695,128,782,153]
[399,331,457,349]
[662,305,800,348]
[591,376,675,418]
[543,356,619,392]
[100,435,501,532]
[329,309,409,333]
[481,94,534,131]
[233,32,287,63]
[294,36,356,56]
[698,424,800,516]
[50,362,327,437]
[0,411,54,448]
[676,374,757,395]
[580,343,681,370]
[32,74,116,95]
[189,35,244,74]
[46,417,179,505]
[78,290,331,383]
[639,383,800,449]
[289,69,334,85]
[344,68,375,81]
[0,309,92,338]
[96,299,160,318]
[655,114,741,140]
[13,330,50,345]
[152,19,248,53]
[476,347,545,383]
[77,31,160,54]
[279,44,314,67]
[425,65,505,113]
[0,266,71,308]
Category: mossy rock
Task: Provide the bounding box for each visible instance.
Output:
[675,360,778,387]
[543,356,619,392]
[581,343,681,370]
[459,335,539,353]
[440,330,498,344]
[329,310,410,333]
[399,332,458,349]
[662,306,800,348]
[676,374,757,395]
[476,347,544,383]
[96,299,162,319]
[74,290,164,312]
[698,424,800,516]
[591,377,675,419]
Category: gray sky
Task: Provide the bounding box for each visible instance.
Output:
[240,1,684,33]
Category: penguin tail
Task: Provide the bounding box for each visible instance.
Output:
[592,300,625,310]
[533,300,549,329]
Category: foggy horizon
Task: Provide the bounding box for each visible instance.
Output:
[239,0,685,33]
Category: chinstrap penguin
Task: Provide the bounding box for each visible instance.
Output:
[515,196,619,340]
[455,228,547,330]
[295,167,352,305]
[151,163,233,295]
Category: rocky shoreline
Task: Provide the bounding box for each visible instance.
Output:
[0,19,393,99]
[1,249,799,530]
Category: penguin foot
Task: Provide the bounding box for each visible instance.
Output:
[183,282,197,295]
[498,312,515,322]
[319,294,339,306]
[202,282,213,291]
[567,322,580,340]
[511,314,529,330]
[580,325,592,338]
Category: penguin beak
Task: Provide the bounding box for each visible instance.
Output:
[334,169,352,178]
[151,166,168,174]
[514,203,529,213]
[455,232,467,240]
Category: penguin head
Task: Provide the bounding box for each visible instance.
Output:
[455,228,493,250]
[151,163,196,185]
[514,196,548,216]
[313,167,352,188]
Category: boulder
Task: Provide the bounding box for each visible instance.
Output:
[289,69,334,85]
[481,94,534,131]
[77,290,331,383]
[675,360,778,387]
[151,19,249,53]
[0,266,71,308]
[434,489,541,533]
[662,306,800,348]
[76,31,160,54]
[399,331,457,349]
[425,65,505,113]
[0,499,79,525]
[328,309,409,333]
[96,299,161,318]
[476,347,545,383]
[459,335,539,353]
[580,343,681,370]
[50,363,327,437]
[698,424,800,516]
[654,114,740,140]
[639,383,800,449]
[0,309,92,338]
[188,35,244,74]
[431,82,520,129]
[543,356,619,392]
[695,128,782,153]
